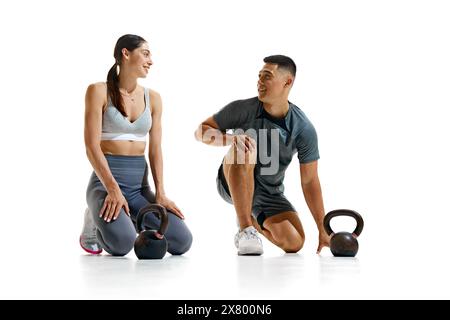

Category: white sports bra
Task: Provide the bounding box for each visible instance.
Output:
[101,87,152,142]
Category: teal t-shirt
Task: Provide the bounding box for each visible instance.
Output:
[213,97,320,195]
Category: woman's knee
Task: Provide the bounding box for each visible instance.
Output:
[97,220,137,256]
[167,225,193,255]
[140,208,193,255]
[109,231,136,256]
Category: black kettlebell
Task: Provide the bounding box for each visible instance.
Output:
[323,209,364,257]
[134,204,169,259]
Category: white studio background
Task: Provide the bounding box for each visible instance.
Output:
[0,0,449,299]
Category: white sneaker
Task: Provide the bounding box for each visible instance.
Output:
[234,226,264,256]
[79,208,103,254]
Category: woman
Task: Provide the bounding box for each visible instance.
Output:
[80,34,193,256]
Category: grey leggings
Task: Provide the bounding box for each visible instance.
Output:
[86,155,193,256]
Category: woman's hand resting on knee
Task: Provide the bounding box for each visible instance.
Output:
[99,188,130,222]
[156,193,184,220]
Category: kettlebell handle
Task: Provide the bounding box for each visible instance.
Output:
[323,209,364,237]
[136,204,169,236]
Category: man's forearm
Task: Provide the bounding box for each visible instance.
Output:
[301,178,326,232]
[195,125,233,147]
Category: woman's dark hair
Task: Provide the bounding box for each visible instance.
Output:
[107,34,146,117]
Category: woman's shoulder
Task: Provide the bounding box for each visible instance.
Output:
[144,88,162,113]
[88,82,106,91]
[146,87,161,100]
[86,82,107,109]
[86,82,107,98]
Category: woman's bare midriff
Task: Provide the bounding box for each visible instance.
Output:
[101,140,146,156]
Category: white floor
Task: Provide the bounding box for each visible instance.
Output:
[2,230,449,300]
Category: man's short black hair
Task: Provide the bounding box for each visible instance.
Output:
[263,55,296,77]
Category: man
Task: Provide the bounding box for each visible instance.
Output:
[195,55,330,255]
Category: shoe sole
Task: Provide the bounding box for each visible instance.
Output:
[238,252,263,256]
[79,236,103,255]
[237,247,264,256]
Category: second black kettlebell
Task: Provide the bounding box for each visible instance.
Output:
[134,204,169,259]
[323,209,364,257]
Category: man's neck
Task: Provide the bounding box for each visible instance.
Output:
[263,100,290,119]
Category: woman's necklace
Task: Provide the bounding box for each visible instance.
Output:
[120,87,138,102]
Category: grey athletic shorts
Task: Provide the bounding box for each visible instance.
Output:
[216,163,296,228]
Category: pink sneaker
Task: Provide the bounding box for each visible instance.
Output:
[79,208,102,254]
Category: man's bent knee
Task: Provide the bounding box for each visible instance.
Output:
[271,229,304,253]
[224,143,257,167]
[282,236,305,253]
